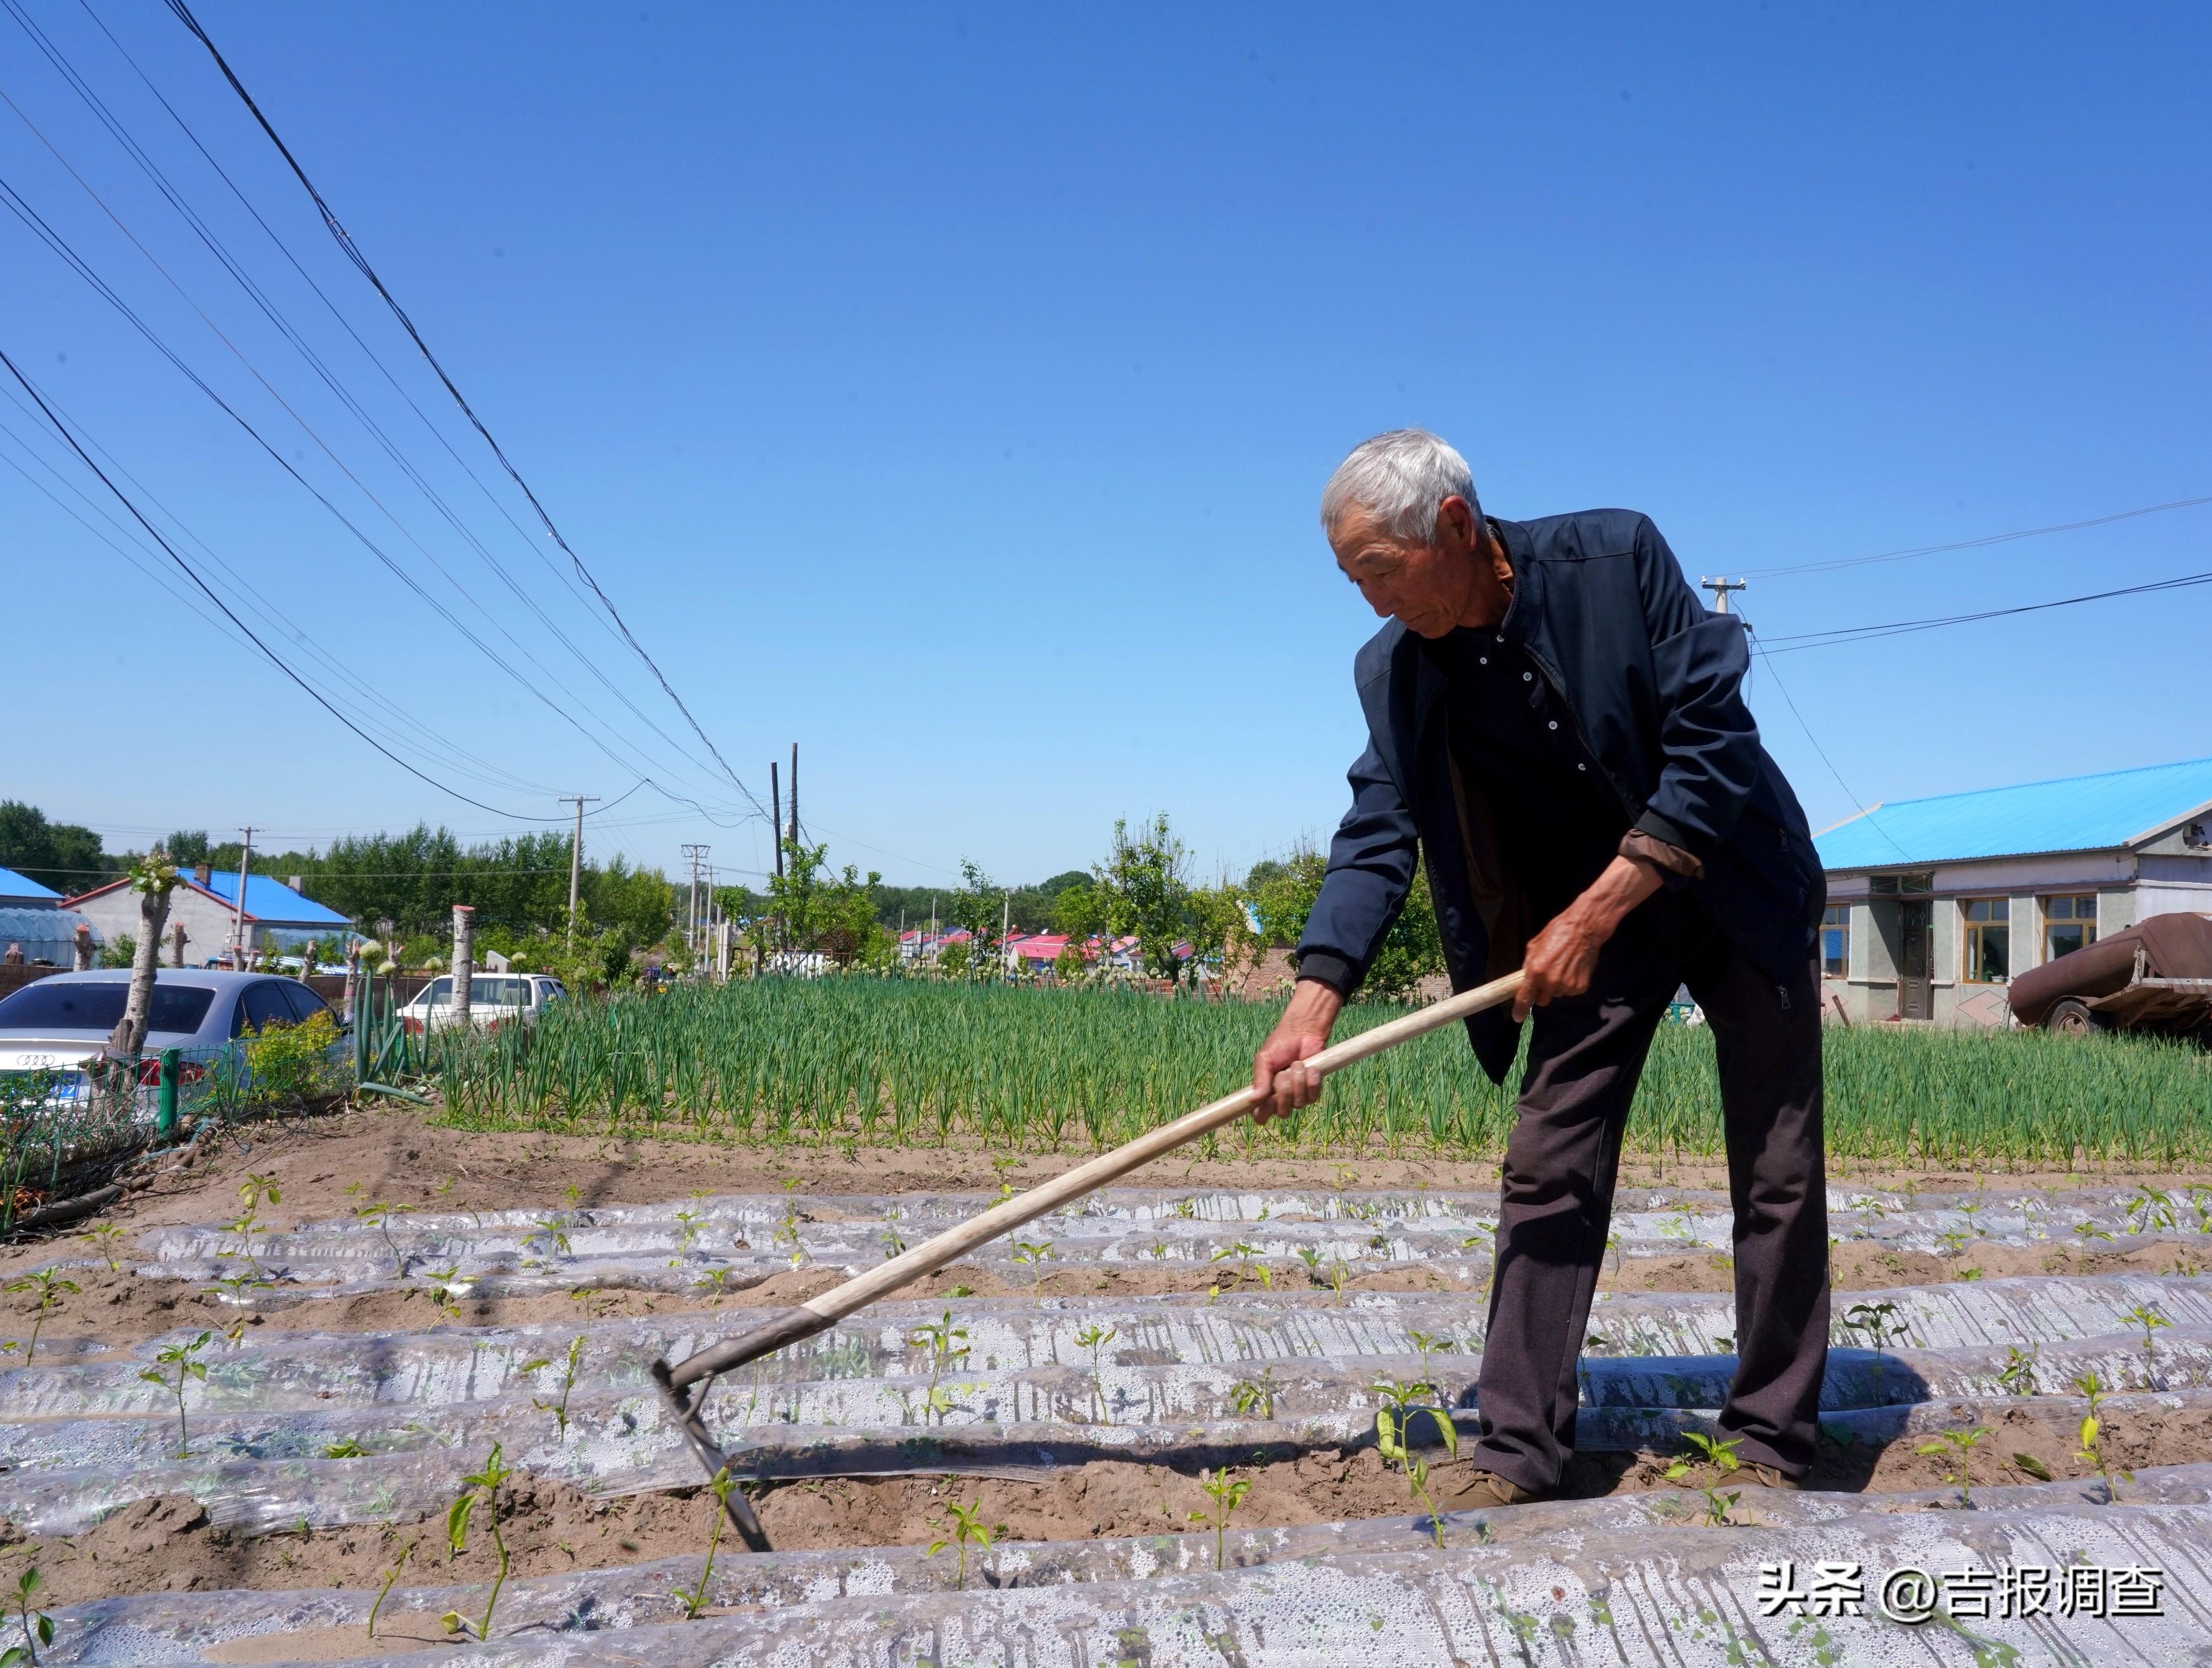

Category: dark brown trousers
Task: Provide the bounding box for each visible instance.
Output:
[1469,895,1829,1489]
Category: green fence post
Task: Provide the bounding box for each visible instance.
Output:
[155,1047,181,1144]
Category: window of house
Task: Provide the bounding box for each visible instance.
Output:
[1962,899,2010,983]
[2043,894,2099,962]
[1820,905,1849,978]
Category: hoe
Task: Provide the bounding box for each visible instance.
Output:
[652,967,1526,1551]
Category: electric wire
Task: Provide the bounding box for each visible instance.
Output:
[11,0,745,792]
[72,0,633,643]
[165,0,770,823]
[0,342,567,822]
[0,169,754,825]
[0,104,736,808]
[1740,494,2212,579]
[0,391,573,800]
[1755,567,2212,654]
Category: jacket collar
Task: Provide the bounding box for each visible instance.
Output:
[1489,516,1541,649]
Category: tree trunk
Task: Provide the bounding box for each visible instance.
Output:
[451,904,474,1030]
[110,882,175,1059]
[72,923,94,971]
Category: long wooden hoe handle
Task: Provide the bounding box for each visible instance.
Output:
[652,967,1521,1549]
[660,967,1523,1387]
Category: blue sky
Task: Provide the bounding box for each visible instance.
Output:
[8,2,2209,891]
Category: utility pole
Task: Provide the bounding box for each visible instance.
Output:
[1701,576,1748,614]
[562,794,599,950]
[679,844,708,964]
[769,763,783,879]
[231,825,254,969]
[788,743,799,850]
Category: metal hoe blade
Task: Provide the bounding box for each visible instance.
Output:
[650,1359,769,1553]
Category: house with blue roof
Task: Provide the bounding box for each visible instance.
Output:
[1815,756,2212,1026]
[64,861,354,969]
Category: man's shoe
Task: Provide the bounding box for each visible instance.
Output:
[1742,1462,1801,1490]
[1431,1464,1541,1510]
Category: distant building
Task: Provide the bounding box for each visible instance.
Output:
[0,866,62,910]
[1815,757,2212,1026]
[65,865,354,966]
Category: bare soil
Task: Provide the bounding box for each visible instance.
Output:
[2,1397,2201,1607]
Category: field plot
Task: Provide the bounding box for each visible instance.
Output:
[4,1097,2212,1665]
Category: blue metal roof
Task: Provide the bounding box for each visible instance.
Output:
[0,866,60,903]
[199,871,354,926]
[1817,756,2212,871]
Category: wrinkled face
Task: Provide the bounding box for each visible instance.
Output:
[1328,497,1482,639]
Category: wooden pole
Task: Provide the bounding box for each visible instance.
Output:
[661,966,1524,1388]
[652,965,1525,1553]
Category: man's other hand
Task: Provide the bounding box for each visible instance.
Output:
[1514,854,1664,1021]
[1251,979,1344,1123]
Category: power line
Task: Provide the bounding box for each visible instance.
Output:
[1741,493,2212,579]
[1743,629,1915,863]
[0,341,567,823]
[10,0,752,798]
[0,168,756,826]
[1756,566,2212,654]
[165,0,769,824]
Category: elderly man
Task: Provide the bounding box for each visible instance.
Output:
[1252,429,1829,1504]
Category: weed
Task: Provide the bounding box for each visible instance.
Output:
[1229,1365,1283,1422]
[77,1221,125,1274]
[1010,1239,1053,1302]
[1843,1300,1909,1402]
[207,1270,271,1344]
[906,1310,971,1424]
[1,1567,53,1666]
[1074,1324,1116,1423]
[4,1270,77,1364]
[366,1538,415,1640]
[138,1331,211,1457]
[351,1199,418,1278]
[1915,1426,1990,1507]
[323,1437,369,1458]
[1189,1465,1252,1570]
[925,1497,1001,1591]
[1664,1432,1744,1526]
[2010,1451,2054,1482]
[2071,1371,2131,1503]
[2122,1303,2171,1387]
[522,1335,586,1439]
[443,1442,516,1639]
[1209,1242,1271,1295]
[1997,1345,2039,1397]
[1373,1390,1454,1548]
[670,1466,737,1619]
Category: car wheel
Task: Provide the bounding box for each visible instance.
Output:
[2045,999,2107,1036]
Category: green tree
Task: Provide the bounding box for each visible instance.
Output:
[751,841,889,967]
[1243,844,1443,1000]
[1094,814,1195,980]
[945,860,1006,976]
[0,802,112,895]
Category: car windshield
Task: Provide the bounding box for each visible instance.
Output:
[0,980,217,1037]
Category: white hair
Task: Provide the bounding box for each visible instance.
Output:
[1319,428,1479,543]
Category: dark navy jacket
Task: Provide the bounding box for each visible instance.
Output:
[1295,508,1825,1084]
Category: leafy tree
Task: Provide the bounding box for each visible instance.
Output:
[945,860,1006,974]
[1051,879,1109,941]
[0,802,113,894]
[1243,844,1442,1000]
[1094,814,1195,980]
[750,840,889,967]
